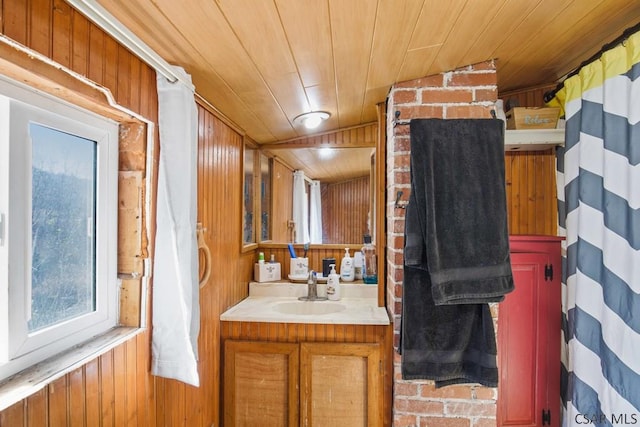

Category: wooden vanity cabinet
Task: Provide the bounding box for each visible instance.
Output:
[221,322,391,427]
[300,342,383,427]
[224,341,299,427]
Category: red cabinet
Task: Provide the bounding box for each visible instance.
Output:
[498,236,562,427]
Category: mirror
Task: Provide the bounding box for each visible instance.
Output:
[242,145,256,245]
[259,145,375,245]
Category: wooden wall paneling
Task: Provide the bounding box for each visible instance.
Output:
[125,340,138,425]
[26,388,47,427]
[71,7,89,77]
[48,376,68,426]
[88,23,105,85]
[29,0,52,57]
[51,0,71,68]
[504,149,557,236]
[154,377,165,427]
[2,0,27,46]
[116,44,132,108]
[129,51,142,113]
[256,245,364,276]
[84,358,100,426]
[188,103,254,426]
[321,175,370,244]
[68,368,85,427]
[526,152,537,233]
[103,35,119,96]
[100,351,115,426]
[499,84,556,109]
[270,158,294,242]
[0,401,24,427]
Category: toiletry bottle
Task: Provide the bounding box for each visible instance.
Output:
[362,234,377,284]
[340,248,355,282]
[327,264,341,301]
[353,250,363,280]
[258,252,265,265]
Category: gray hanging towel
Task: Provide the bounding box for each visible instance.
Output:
[401,118,514,386]
[404,118,514,305]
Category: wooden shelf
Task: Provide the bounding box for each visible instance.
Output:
[504,129,564,151]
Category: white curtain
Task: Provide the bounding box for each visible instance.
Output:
[309,180,323,243]
[550,29,640,424]
[292,170,309,243]
[152,67,200,387]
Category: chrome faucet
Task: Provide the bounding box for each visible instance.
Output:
[298,270,327,301]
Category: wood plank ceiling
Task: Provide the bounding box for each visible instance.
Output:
[92,0,640,144]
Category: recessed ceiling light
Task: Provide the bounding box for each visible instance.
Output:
[293,111,331,129]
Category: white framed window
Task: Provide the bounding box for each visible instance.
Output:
[0,75,119,381]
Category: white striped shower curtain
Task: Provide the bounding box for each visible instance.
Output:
[551,30,639,425]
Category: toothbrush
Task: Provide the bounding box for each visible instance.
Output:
[303,242,309,258]
[288,243,297,258]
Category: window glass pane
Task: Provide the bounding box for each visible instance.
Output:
[29,123,97,332]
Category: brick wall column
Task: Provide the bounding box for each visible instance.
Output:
[386,60,499,427]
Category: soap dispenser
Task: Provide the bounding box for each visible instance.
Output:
[327,264,341,301]
[340,248,355,282]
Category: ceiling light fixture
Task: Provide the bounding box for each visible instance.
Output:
[293,111,330,129]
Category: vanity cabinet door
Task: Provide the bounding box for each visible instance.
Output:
[300,342,383,427]
[224,341,299,427]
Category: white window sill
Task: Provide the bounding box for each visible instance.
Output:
[0,326,143,412]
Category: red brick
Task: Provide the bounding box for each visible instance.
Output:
[392,235,406,251]
[396,74,444,89]
[473,386,496,400]
[445,105,494,119]
[393,219,405,233]
[395,398,445,415]
[394,414,418,427]
[394,89,418,104]
[394,153,411,169]
[395,105,444,120]
[395,382,420,397]
[394,283,403,298]
[421,88,473,104]
[447,71,497,87]
[474,88,498,102]
[393,135,411,151]
[421,384,473,399]
[393,300,402,316]
[393,123,411,137]
[394,170,410,185]
[472,417,498,427]
[446,402,496,417]
[421,417,471,427]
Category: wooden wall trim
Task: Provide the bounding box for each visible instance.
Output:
[0,36,141,123]
[375,103,386,307]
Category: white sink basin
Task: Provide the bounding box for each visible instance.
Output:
[274,301,346,316]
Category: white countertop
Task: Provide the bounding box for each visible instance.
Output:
[219,281,390,325]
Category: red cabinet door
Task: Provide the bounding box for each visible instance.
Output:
[498,248,561,427]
